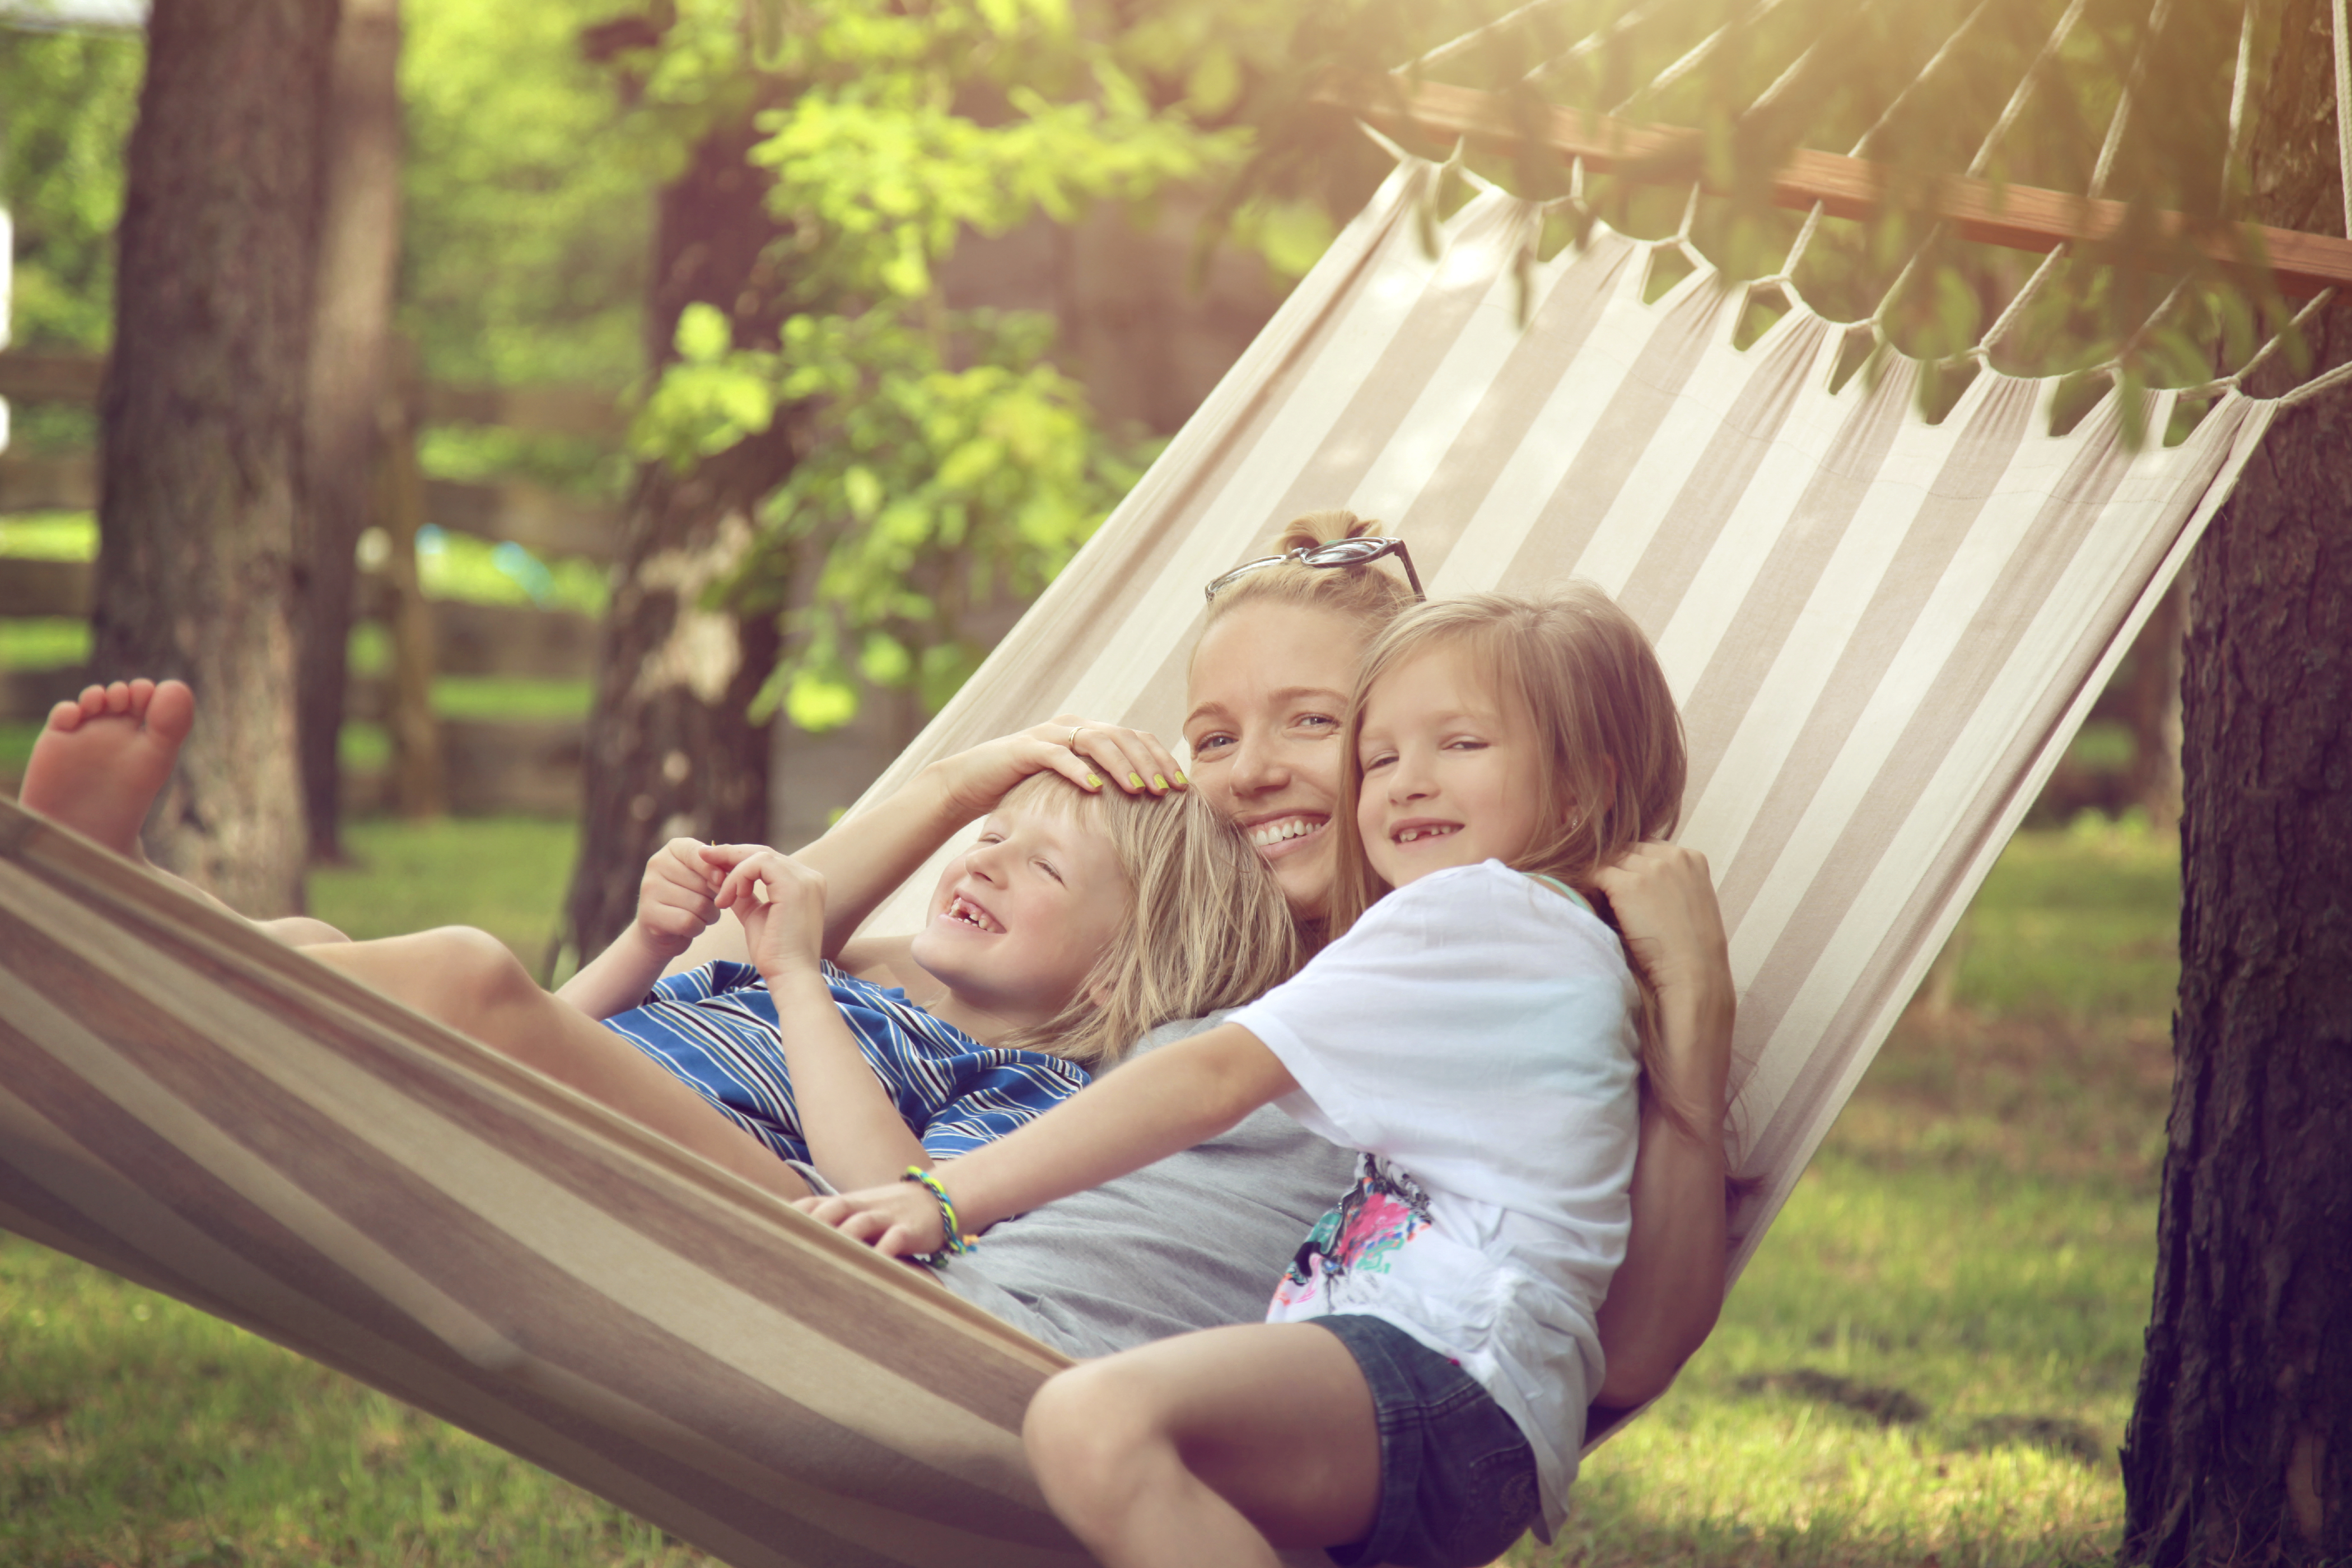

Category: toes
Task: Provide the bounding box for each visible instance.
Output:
[101,682,133,717]
[146,680,195,745]
[44,698,88,734]
[125,677,156,718]
[75,684,108,718]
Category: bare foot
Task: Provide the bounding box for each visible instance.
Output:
[21,679,195,860]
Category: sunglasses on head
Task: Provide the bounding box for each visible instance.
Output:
[1202,536,1425,602]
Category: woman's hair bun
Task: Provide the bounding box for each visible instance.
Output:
[1277,508,1383,555]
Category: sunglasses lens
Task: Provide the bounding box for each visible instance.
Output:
[1301,538,1392,567]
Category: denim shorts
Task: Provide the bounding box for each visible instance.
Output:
[1313,1314,1541,1568]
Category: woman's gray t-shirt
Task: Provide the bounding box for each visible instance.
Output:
[932,1015,1356,1359]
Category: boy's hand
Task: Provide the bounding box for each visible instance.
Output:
[934,715,1188,819]
[705,844,827,979]
[635,837,724,959]
[797,1179,948,1258]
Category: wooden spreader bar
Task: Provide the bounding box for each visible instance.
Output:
[1340,76,2352,296]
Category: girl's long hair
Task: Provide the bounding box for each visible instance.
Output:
[1326,587,1701,1130]
[995,773,1303,1070]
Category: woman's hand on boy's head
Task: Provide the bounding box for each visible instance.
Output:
[708,846,828,978]
[633,837,724,956]
[795,1180,947,1258]
[937,715,1189,818]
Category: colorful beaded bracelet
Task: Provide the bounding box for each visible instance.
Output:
[901,1166,976,1257]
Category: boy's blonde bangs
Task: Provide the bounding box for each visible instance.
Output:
[995,775,1303,1070]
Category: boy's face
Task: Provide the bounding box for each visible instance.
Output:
[909,801,1128,1032]
[1355,642,1551,888]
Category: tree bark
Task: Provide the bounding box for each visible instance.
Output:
[92,0,337,917]
[2119,2,2352,1558]
[298,0,404,860]
[564,115,794,960]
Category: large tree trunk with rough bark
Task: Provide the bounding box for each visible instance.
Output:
[564,115,794,959]
[91,0,337,917]
[2119,2,2352,1558]
[297,0,404,861]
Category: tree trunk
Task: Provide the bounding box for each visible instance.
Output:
[2118,2,2352,1558]
[298,0,404,861]
[564,116,794,960]
[91,0,337,917]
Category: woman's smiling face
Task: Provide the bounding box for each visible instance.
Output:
[1183,601,1370,921]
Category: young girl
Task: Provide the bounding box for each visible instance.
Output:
[17,679,1299,1202]
[806,585,1693,1567]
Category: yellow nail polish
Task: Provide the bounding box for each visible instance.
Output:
[1173,771,1187,786]
[1128,773,1145,790]
[1153,774,1169,791]
[1085,773,1103,788]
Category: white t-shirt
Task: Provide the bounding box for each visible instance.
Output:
[1228,858,1641,1540]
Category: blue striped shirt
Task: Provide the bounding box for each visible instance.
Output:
[600,959,1090,1167]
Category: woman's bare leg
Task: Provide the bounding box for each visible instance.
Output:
[304,926,810,1202]
[1023,1322,1382,1567]
[18,679,351,945]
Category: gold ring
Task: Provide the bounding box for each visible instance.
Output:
[1068,725,1085,749]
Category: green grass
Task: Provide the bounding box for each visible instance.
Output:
[1,823,2181,1566]
[0,514,100,561]
[309,815,578,964]
[0,618,91,670]
[1528,815,2178,1567]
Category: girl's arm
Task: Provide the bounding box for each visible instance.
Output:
[757,717,1188,967]
[709,846,930,1191]
[801,1023,1294,1256]
[557,838,725,1020]
[1588,842,1737,1408]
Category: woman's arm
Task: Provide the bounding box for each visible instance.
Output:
[801,1023,1293,1256]
[660,717,1182,976]
[794,717,1189,962]
[1589,842,1737,1408]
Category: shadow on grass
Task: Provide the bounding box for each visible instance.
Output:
[1737,1369,1928,1426]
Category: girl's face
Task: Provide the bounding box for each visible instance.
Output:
[908,802,1128,1031]
[1184,602,1369,921]
[1355,642,1551,888]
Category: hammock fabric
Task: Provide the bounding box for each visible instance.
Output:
[0,158,2270,1567]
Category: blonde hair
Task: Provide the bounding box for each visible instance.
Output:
[994,773,1303,1070]
[1327,587,1697,1124]
[1197,510,1421,651]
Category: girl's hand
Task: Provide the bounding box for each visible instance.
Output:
[932,715,1188,820]
[796,1180,948,1258]
[635,837,725,959]
[703,844,827,980]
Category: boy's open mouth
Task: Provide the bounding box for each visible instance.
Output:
[945,893,1003,932]
[1247,815,1327,853]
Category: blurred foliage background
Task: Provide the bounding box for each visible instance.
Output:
[3,0,2272,741]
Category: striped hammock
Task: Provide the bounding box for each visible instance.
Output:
[0,157,2270,1567]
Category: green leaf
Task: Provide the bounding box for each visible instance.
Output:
[858,631,914,686]
[843,464,885,521]
[675,302,734,364]
[785,668,861,733]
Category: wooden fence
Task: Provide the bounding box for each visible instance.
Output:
[0,351,620,816]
